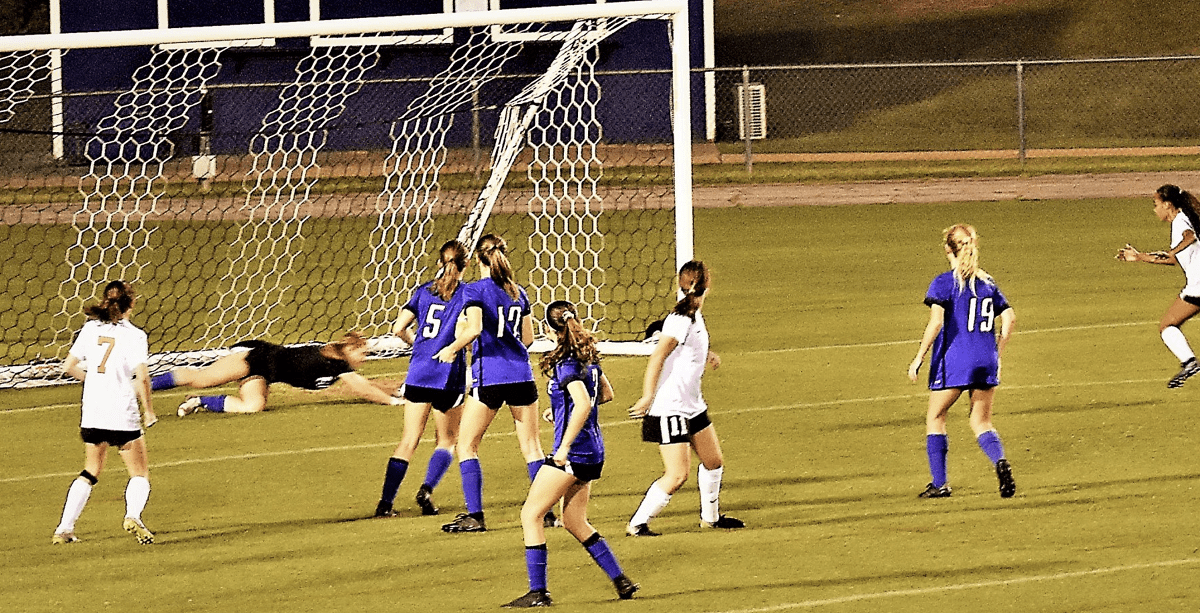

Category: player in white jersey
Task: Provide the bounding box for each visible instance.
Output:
[52,281,157,545]
[626,260,744,536]
[1117,184,1200,388]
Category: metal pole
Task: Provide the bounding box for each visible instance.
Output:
[741,65,752,175]
[472,87,482,181]
[1016,60,1026,167]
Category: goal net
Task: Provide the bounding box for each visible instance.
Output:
[0,1,693,388]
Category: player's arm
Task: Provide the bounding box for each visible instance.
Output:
[337,371,402,405]
[908,304,945,382]
[62,355,86,381]
[435,305,481,363]
[629,335,678,418]
[997,307,1016,357]
[1118,230,1196,265]
[392,309,416,346]
[520,314,534,348]
[553,380,593,464]
[133,362,157,428]
[597,373,614,405]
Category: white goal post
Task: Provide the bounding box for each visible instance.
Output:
[0,0,694,387]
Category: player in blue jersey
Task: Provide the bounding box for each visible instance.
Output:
[373,240,470,518]
[908,224,1018,499]
[502,301,637,608]
[1116,184,1200,388]
[437,234,547,533]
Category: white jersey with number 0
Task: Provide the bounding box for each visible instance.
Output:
[69,319,149,431]
[648,311,708,419]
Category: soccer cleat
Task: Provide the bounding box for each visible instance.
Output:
[700,514,745,529]
[415,485,439,516]
[918,483,953,498]
[1168,358,1200,388]
[123,517,154,544]
[51,531,78,545]
[177,397,203,417]
[996,458,1017,498]
[501,590,552,608]
[626,523,660,537]
[613,574,639,600]
[543,509,561,528]
[373,502,397,518]
[441,513,486,533]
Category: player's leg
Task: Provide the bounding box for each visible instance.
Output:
[691,423,743,529]
[155,352,251,390]
[968,387,1016,498]
[627,441,689,535]
[503,462,570,608]
[563,479,639,600]
[921,388,961,497]
[417,404,460,516]
[1160,297,1200,387]
[54,441,107,543]
[375,401,433,517]
[444,395,497,532]
[117,436,154,543]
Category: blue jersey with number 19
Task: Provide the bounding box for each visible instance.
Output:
[403,281,467,390]
[924,271,1011,390]
[464,278,534,386]
[547,358,605,464]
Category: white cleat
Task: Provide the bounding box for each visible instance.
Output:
[177,397,202,417]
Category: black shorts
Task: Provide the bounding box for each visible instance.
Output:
[544,457,604,483]
[1185,295,1200,307]
[641,411,712,445]
[80,427,142,447]
[404,384,464,413]
[471,381,539,410]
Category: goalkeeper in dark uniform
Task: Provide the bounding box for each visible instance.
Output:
[151,331,400,415]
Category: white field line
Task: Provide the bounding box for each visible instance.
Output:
[748,320,1154,355]
[703,557,1200,613]
[0,375,1162,485]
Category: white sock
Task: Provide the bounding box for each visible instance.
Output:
[1162,326,1195,363]
[56,477,93,533]
[698,464,724,523]
[125,476,150,520]
[628,482,672,528]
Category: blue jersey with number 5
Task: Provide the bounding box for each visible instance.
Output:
[404,281,467,390]
[464,278,534,386]
[924,271,1011,390]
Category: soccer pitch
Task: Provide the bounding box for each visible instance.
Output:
[3,196,1198,612]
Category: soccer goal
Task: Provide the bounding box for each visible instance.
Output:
[0,1,694,388]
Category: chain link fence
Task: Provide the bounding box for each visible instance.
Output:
[706,55,1200,161]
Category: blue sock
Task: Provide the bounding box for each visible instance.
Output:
[525,544,548,592]
[380,458,408,505]
[460,459,484,515]
[151,372,176,391]
[977,430,1006,464]
[526,459,543,483]
[200,396,226,413]
[423,448,453,489]
[582,533,624,580]
[926,434,949,487]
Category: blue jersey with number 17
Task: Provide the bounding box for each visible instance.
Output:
[924,271,1011,390]
[403,281,467,390]
[464,278,534,387]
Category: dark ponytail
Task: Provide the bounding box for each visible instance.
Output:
[1158,184,1200,238]
[430,239,469,301]
[476,234,519,300]
[83,281,135,323]
[671,260,709,321]
[539,300,600,376]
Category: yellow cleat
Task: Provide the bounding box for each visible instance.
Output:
[51,531,78,545]
[123,517,154,544]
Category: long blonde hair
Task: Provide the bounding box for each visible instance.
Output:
[943,224,992,293]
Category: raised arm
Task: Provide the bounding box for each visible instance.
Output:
[908,304,945,383]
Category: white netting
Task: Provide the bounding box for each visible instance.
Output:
[50,47,226,356]
[197,44,382,347]
[0,50,55,124]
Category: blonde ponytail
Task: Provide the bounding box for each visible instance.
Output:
[943,224,992,293]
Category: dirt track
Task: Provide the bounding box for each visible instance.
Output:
[692,170,1200,208]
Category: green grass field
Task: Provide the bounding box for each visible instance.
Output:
[4,197,1199,612]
